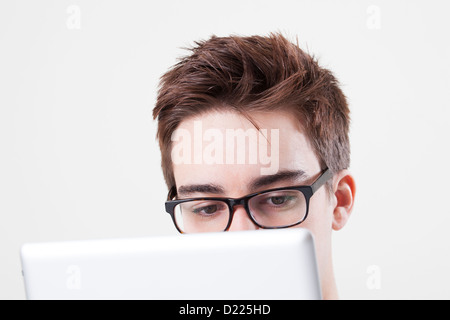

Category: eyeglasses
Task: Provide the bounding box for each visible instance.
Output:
[165,168,333,234]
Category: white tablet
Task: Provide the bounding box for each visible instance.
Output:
[20,228,321,300]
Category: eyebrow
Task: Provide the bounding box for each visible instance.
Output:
[249,169,309,191]
[177,170,308,198]
[177,183,225,197]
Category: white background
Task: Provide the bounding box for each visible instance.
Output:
[1,0,449,299]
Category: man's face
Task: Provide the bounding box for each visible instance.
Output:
[171,110,337,263]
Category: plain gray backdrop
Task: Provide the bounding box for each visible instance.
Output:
[1,0,450,299]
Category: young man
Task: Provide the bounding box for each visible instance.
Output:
[152,33,356,299]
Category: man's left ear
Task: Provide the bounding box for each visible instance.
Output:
[331,170,356,231]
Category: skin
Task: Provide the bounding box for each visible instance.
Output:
[171,109,356,300]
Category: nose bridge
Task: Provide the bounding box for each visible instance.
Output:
[229,197,247,210]
[227,200,258,231]
[228,197,251,222]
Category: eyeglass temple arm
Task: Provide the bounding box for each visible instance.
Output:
[311,168,333,194]
[167,186,177,201]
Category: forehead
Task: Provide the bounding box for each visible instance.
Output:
[171,110,321,195]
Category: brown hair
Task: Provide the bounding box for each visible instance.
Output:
[153,32,350,192]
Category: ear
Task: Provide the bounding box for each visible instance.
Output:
[331,170,356,231]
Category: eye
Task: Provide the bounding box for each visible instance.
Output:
[269,196,289,205]
[189,201,228,216]
[193,204,219,215]
[254,192,300,210]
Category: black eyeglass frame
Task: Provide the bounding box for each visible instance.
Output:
[165,168,333,234]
